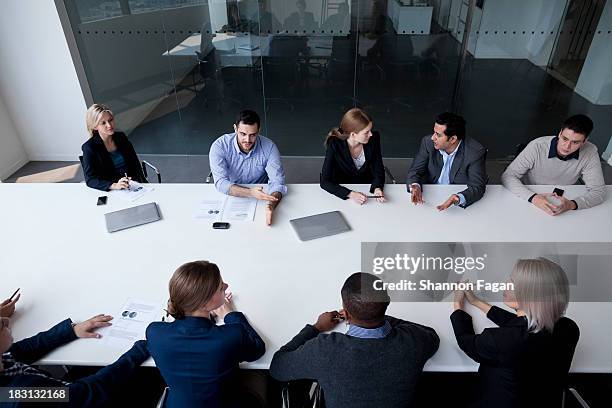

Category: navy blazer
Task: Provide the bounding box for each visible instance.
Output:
[0,319,149,408]
[81,131,146,191]
[406,135,488,207]
[146,312,265,408]
[451,307,579,408]
[320,132,386,199]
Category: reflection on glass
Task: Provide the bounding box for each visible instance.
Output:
[60,0,612,160]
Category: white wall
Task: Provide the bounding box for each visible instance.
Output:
[0,94,27,181]
[0,0,87,161]
[473,0,566,65]
[575,0,612,106]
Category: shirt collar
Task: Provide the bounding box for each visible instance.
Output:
[346,320,392,339]
[439,140,461,158]
[233,133,259,157]
[548,136,580,161]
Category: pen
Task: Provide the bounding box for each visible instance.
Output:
[124,172,130,188]
[9,288,20,301]
[366,196,383,199]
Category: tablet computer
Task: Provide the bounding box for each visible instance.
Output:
[105,202,161,233]
[290,211,351,241]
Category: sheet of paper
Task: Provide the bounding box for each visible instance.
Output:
[99,298,161,348]
[222,196,257,221]
[110,181,154,202]
[194,199,223,220]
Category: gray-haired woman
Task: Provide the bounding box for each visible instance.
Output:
[450,258,579,408]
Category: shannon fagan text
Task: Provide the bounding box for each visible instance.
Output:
[373,279,513,293]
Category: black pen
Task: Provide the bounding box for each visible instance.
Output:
[9,288,20,301]
[366,196,384,199]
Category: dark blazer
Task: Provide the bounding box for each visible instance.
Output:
[406,135,488,207]
[81,131,146,191]
[320,132,385,199]
[450,306,579,408]
[0,319,149,408]
[146,312,265,408]
[283,11,318,32]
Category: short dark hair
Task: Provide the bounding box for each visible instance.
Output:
[563,114,593,137]
[235,110,261,129]
[341,272,390,324]
[435,112,466,140]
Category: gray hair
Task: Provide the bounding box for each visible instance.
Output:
[85,104,113,137]
[511,258,570,333]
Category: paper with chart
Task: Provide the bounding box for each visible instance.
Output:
[99,298,161,348]
[110,181,154,202]
[194,195,257,221]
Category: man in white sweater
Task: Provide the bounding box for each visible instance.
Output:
[501,114,605,215]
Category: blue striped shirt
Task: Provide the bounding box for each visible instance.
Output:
[209,133,287,196]
[346,320,392,339]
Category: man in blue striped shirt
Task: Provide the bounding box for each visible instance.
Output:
[209,110,287,226]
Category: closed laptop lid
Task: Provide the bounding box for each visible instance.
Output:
[290,211,351,241]
[105,202,161,233]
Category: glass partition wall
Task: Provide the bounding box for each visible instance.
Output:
[58,0,612,161]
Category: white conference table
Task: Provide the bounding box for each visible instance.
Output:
[1,183,611,372]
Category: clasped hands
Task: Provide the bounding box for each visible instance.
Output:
[531,193,576,216]
[348,188,386,205]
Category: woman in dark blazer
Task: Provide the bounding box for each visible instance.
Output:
[320,108,386,204]
[146,261,265,408]
[451,258,580,408]
[81,104,146,191]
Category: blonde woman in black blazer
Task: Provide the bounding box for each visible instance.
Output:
[320,108,386,204]
[451,258,579,408]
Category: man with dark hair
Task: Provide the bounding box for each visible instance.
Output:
[406,112,488,210]
[502,114,605,214]
[209,109,287,226]
[270,272,439,408]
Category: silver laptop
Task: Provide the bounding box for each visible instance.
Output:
[290,211,351,241]
[105,202,161,233]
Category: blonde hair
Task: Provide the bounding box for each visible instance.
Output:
[85,104,113,137]
[511,258,570,333]
[325,108,372,147]
[166,261,222,320]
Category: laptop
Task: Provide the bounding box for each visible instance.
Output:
[105,202,161,233]
[290,211,351,241]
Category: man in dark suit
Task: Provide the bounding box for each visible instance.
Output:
[406,112,488,210]
[284,0,318,33]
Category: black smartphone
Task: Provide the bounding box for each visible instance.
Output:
[553,188,565,197]
[212,222,230,229]
[97,196,108,206]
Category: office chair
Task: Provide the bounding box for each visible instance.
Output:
[384,166,397,184]
[205,171,214,184]
[562,387,591,408]
[78,156,162,184]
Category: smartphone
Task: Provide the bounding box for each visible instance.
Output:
[97,196,108,206]
[212,222,230,229]
[547,188,565,207]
